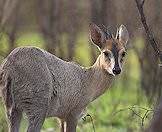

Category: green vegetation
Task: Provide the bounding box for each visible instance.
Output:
[0,32,152,132]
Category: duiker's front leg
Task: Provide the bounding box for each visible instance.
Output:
[27,112,46,132]
[60,119,65,132]
[26,104,48,132]
[66,116,78,132]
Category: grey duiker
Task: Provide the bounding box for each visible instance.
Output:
[0,23,129,132]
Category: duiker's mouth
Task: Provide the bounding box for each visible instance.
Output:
[106,68,116,76]
[110,73,115,76]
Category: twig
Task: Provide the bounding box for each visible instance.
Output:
[129,107,143,119]
[141,109,150,126]
[82,113,96,132]
[141,0,145,6]
[135,0,162,62]
[112,106,154,128]
[113,105,153,115]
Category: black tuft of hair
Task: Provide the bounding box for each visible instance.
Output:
[99,24,112,39]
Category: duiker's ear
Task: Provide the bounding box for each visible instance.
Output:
[117,25,129,46]
[89,23,106,49]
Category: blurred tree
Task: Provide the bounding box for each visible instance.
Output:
[0,0,20,55]
[146,101,162,132]
[36,0,62,54]
[101,0,117,29]
[36,0,80,61]
[6,2,20,53]
[0,0,19,27]
[136,0,162,101]
[90,0,100,64]
[65,0,79,61]
[90,0,101,25]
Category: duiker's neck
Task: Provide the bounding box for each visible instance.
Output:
[83,55,114,101]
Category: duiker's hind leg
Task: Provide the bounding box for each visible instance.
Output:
[3,76,22,132]
[27,116,45,132]
[26,108,47,132]
[6,107,22,132]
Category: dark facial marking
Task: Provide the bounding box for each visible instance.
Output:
[111,42,119,68]
[111,41,122,75]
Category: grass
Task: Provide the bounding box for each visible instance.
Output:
[0,32,151,132]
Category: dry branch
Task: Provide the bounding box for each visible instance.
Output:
[82,113,96,132]
[135,1,162,131]
[113,105,153,129]
[36,0,61,54]
[135,0,162,62]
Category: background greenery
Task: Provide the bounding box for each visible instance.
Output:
[0,0,162,131]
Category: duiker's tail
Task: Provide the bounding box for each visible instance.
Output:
[0,66,4,97]
[0,67,13,110]
[0,72,2,97]
[0,58,14,110]
[0,59,7,97]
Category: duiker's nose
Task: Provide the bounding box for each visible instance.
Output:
[113,67,121,75]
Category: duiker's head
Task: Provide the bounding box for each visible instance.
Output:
[90,23,129,76]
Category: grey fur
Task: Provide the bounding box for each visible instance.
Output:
[0,46,114,132]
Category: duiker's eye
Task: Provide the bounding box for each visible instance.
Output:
[103,51,111,59]
[121,52,126,57]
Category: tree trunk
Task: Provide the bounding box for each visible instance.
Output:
[66,0,78,61]
[146,100,162,132]
[36,0,62,54]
